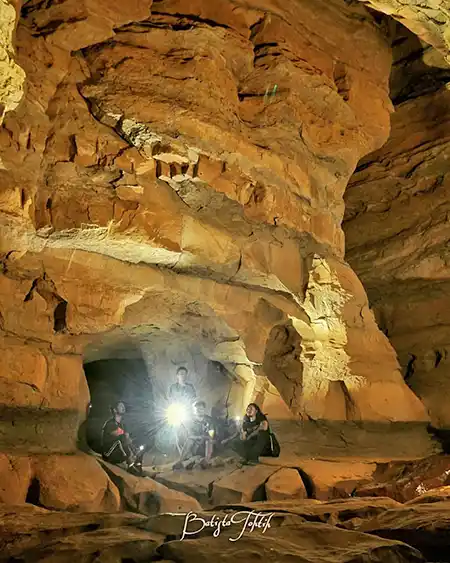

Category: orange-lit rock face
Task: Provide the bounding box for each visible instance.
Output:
[358,0,450,64]
[0,0,432,456]
[344,85,450,429]
[0,0,25,123]
[3,0,394,253]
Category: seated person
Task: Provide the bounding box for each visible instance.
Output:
[168,367,196,406]
[101,401,136,469]
[211,403,240,454]
[235,403,272,463]
[179,400,214,462]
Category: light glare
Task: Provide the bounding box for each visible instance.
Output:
[166,402,188,426]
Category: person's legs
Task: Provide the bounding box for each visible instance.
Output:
[179,437,196,461]
[175,429,182,455]
[204,437,213,460]
[244,432,271,462]
[232,437,247,459]
[120,435,136,464]
[175,425,188,455]
[103,439,129,465]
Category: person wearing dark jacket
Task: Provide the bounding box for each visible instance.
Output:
[101,401,135,468]
[236,403,272,463]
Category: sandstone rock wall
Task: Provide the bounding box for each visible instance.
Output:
[358,0,450,63]
[0,0,435,458]
[344,66,450,428]
[0,335,89,453]
[0,0,25,125]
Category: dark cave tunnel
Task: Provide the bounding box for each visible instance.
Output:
[83,357,156,453]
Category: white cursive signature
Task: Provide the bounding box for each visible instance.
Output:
[180,510,274,541]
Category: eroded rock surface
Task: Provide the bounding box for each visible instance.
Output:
[265,467,307,500]
[157,520,424,563]
[210,496,403,529]
[358,0,450,63]
[354,454,450,503]
[0,502,427,563]
[0,452,122,511]
[0,3,449,560]
[344,63,450,430]
[99,459,202,515]
[4,459,450,561]
[0,0,25,124]
[0,0,434,463]
[359,502,450,562]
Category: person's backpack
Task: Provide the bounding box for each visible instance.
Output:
[269,431,280,457]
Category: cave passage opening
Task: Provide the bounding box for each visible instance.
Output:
[84,355,154,454]
[82,340,247,464]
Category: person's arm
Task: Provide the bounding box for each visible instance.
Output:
[259,420,269,431]
[221,429,239,445]
[246,419,269,438]
[221,421,240,444]
[223,428,240,443]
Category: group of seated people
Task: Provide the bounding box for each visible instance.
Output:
[100,366,279,471]
[178,399,277,466]
[169,366,278,465]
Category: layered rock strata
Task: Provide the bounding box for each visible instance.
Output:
[344,43,450,429]
[0,502,428,563]
[0,0,25,124]
[359,0,450,64]
[0,0,435,463]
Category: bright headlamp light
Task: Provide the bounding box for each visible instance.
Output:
[166,402,189,426]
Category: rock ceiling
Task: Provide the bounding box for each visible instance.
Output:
[360,0,450,61]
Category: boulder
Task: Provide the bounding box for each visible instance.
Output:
[157,517,425,563]
[298,459,376,500]
[0,453,32,504]
[211,497,402,530]
[0,504,147,558]
[211,464,279,505]
[265,468,307,500]
[33,453,120,512]
[16,527,162,563]
[330,478,373,499]
[155,464,239,505]
[405,486,450,505]
[0,501,427,563]
[0,503,162,562]
[359,503,450,562]
[99,460,201,515]
[355,454,450,503]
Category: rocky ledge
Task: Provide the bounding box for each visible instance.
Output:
[2,492,450,563]
[2,452,450,561]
